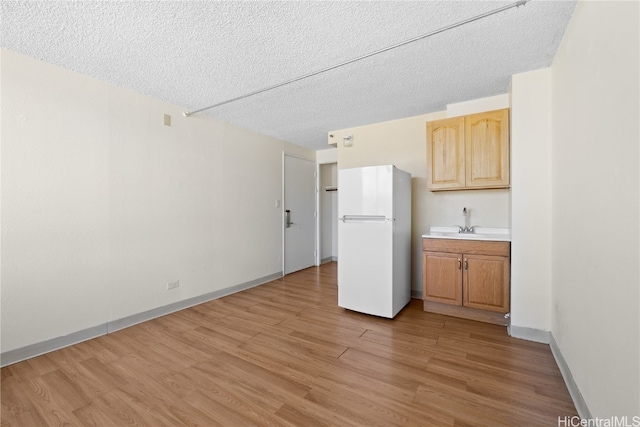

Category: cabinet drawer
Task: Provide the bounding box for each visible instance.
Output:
[423,238,510,256]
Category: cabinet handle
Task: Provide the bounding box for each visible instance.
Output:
[457,259,461,270]
[464,259,468,271]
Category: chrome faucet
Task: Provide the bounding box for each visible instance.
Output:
[457,225,477,233]
[463,207,467,229]
[456,207,478,233]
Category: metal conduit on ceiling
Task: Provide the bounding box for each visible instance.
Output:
[183,0,529,118]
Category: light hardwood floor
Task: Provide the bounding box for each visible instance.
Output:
[1,262,577,426]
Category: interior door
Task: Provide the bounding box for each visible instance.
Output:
[284,154,316,275]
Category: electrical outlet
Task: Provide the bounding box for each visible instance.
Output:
[167,280,180,290]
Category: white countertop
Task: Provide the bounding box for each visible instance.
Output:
[422,226,511,242]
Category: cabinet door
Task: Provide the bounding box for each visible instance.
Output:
[462,254,510,313]
[426,117,465,190]
[465,109,510,188]
[423,251,462,306]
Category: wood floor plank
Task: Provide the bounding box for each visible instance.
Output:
[106,353,186,406]
[245,301,303,321]
[296,306,389,334]
[306,380,456,427]
[348,332,433,369]
[215,312,293,340]
[0,376,48,427]
[276,315,366,343]
[184,325,246,353]
[135,322,219,363]
[18,375,85,426]
[0,262,577,426]
[336,348,424,392]
[72,401,121,427]
[465,378,578,415]
[177,365,285,413]
[220,341,331,389]
[442,317,509,336]
[194,351,311,402]
[6,355,59,384]
[187,388,278,427]
[122,382,228,427]
[89,333,137,360]
[219,290,265,308]
[314,366,418,405]
[275,403,335,427]
[51,354,126,400]
[236,339,343,388]
[163,306,226,330]
[71,337,124,365]
[273,393,363,427]
[145,311,201,333]
[96,388,184,427]
[413,383,522,427]
[34,370,92,413]
[304,386,399,427]
[427,356,568,393]
[287,330,352,358]
[249,331,343,363]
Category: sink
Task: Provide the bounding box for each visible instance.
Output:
[423,227,511,242]
[443,233,487,239]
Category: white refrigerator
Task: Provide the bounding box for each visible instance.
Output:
[337,165,411,318]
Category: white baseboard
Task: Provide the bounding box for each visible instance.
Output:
[411,289,423,299]
[0,324,108,368]
[549,334,592,420]
[508,326,592,419]
[320,256,338,264]
[0,271,283,367]
[508,325,551,343]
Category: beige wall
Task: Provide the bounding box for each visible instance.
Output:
[0,49,314,353]
[333,95,510,294]
[551,0,639,417]
[510,68,553,334]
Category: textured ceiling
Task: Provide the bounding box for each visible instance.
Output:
[1,1,576,150]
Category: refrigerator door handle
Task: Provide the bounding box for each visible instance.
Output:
[341,215,387,223]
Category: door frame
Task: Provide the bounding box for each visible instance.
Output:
[282,151,318,276]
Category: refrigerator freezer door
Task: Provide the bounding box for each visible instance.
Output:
[338,165,394,218]
[338,219,394,317]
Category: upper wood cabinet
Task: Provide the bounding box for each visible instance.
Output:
[425,117,465,190]
[426,109,510,191]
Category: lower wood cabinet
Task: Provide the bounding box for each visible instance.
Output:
[422,238,510,325]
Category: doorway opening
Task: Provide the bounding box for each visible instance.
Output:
[318,162,338,265]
